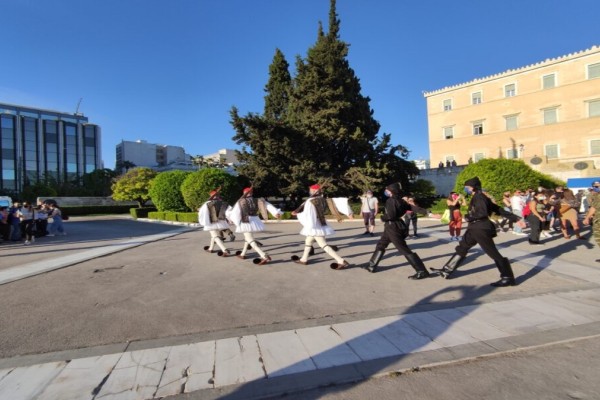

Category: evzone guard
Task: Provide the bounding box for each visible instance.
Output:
[197,188,232,257]
[291,184,349,270]
[227,187,272,265]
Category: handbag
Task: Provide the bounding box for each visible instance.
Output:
[440,209,451,224]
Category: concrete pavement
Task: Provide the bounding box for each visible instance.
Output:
[1,216,599,399]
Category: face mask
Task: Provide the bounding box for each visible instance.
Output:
[538,196,546,201]
[384,190,391,198]
[593,187,600,193]
[464,187,472,195]
[366,194,373,198]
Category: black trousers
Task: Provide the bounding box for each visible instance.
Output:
[528,214,542,242]
[376,221,413,256]
[455,227,504,264]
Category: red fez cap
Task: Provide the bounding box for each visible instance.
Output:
[309,184,320,190]
[243,187,253,194]
[209,190,218,197]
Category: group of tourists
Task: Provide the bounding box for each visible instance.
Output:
[198,177,525,288]
[0,200,66,245]
[445,183,597,247]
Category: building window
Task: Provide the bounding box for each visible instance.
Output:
[545,144,559,159]
[505,114,518,131]
[590,139,600,155]
[588,99,600,118]
[543,107,558,124]
[63,123,79,182]
[505,83,516,97]
[0,115,17,190]
[507,148,518,159]
[21,117,39,184]
[44,120,59,182]
[472,121,484,135]
[473,153,484,162]
[443,99,452,111]
[588,62,600,79]
[83,125,97,173]
[443,126,454,139]
[472,92,482,105]
[542,73,556,89]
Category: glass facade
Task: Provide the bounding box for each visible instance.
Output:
[0,102,100,193]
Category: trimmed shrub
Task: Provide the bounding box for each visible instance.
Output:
[177,212,199,223]
[130,207,157,219]
[181,168,240,211]
[148,211,167,220]
[148,170,190,212]
[454,159,564,201]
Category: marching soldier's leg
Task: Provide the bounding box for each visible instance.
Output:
[292,236,314,265]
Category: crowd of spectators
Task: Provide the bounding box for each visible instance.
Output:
[471,184,595,245]
[0,199,66,245]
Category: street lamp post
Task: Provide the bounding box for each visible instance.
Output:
[519,144,524,159]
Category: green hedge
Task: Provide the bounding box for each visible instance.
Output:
[61,205,131,216]
[177,212,199,223]
[148,211,166,220]
[130,207,157,219]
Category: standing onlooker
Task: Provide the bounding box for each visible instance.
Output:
[360,190,378,236]
[47,203,66,236]
[0,207,9,241]
[510,190,527,236]
[583,182,600,259]
[498,191,513,232]
[557,189,583,239]
[8,201,22,241]
[403,195,429,238]
[447,192,466,241]
[35,204,49,237]
[526,192,546,245]
[17,202,36,244]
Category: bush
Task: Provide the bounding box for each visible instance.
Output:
[148,211,166,220]
[177,212,199,223]
[455,159,565,201]
[148,170,190,212]
[181,168,240,211]
[130,207,157,219]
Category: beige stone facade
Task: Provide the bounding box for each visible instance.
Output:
[424,46,600,181]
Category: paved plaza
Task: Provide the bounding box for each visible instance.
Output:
[1,215,600,399]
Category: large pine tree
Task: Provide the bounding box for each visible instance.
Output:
[231,0,418,198]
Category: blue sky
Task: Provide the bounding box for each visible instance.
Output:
[1,0,599,169]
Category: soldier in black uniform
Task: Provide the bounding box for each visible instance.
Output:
[361,182,430,279]
[437,176,520,287]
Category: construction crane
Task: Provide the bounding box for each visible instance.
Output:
[75,98,83,116]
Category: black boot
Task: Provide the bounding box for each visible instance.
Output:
[361,249,385,273]
[309,245,315,256]
[491,257,516,287]
[405,253,430,280]
[436,253,465,279]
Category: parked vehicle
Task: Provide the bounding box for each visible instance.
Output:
[0,196,13,208]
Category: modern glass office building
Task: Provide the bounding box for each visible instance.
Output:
[0,102,102,194]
